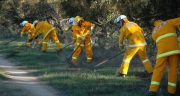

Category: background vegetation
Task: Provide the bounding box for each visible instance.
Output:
[0,0,180,96]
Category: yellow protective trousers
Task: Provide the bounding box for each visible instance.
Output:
[71,40,93,63]
[119,46,153,75]
[42,29,62,51]
[27,35,40,47]
[149,54,179,94]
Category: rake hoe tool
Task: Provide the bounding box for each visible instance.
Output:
[94,50,125,68]
[12,42,27,51]
[4,36,20,45]
[56,42,75,55]
[63,42,75,49]
[6,41,27,57]
[66,42,82,62]
[65,41,85,68]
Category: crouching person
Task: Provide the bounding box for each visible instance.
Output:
[29,20,62,53]
[20,20,40,47]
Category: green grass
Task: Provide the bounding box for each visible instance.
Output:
[41,70,149,96]
[0,68,8,80]
[0,37,179,96]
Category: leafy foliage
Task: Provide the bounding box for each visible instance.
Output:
[0,0,180,56]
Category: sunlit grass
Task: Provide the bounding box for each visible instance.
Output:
[0,68,8,80]
[41,69,149,96]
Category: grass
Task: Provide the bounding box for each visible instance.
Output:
[0,36,179,96]
[0,68,8,81]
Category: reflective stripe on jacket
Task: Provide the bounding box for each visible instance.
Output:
[33,21,56,39]
[119,21,147,47]
[152,18,180,59]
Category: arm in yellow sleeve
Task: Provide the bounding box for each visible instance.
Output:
[32,23,41,38]
[72,31,77,43]
[119,30,125,49]
[141,28,144,35]
[72,26,80,42]
[83,30,90,37]
[20,26,27,36]
[168,17,180,27]
[82,21,95,37]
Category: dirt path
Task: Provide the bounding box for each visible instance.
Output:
[0,54,64,96]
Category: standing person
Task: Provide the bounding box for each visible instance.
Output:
[20,20,40,47]
[114,15,153,78]
[69,16,95,66]
[29,20,62,53]
[145,18,180,96]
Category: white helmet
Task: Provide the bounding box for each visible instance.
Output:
[66,17,74,24]
[114,15,127,24]
[20,20,28,26]
[33,20,39,27]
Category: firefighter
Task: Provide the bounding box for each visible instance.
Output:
[145,18,180,96]
[114,15,153,78]
[29,20,62,52]
[20,20,40,47]
[66,17,81,66]
[70,16,95,66]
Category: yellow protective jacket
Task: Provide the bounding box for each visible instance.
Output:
[152,18,180,59]
[72,25,81,43]
[73,20,95,45]
[32,21,55,40]
[21,22,35,36]
[119,20,146,48]
[79,20,95,42]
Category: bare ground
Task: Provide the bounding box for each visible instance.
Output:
[0,54,65,96]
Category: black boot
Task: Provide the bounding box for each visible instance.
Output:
[116,73,125,78]
[55,48,62,55]
[145,91,156,96]
[167,92,175,96]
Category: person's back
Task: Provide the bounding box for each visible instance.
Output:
[32,21,62,52]
[35,21,55,36]
[119,19,147,47]
[145,17,180,96]
[122,22,146,44]
[152,19,180,58]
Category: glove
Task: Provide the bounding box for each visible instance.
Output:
[28,31,32,34]
[90,26,94,32]
[81,36,85,41]
[56,48,63,55]
[20,32,23,37]
[119,43,124,50]
[72,40,76,43]
[35,35,38,39]
[28,38,33,42]
[120,46,124,50]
